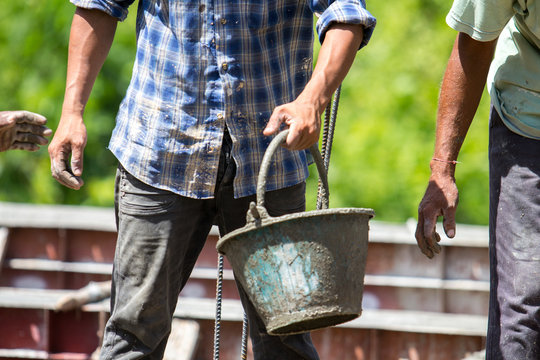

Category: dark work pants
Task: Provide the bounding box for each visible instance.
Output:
[487,107,540,359]
[99,131,319,360]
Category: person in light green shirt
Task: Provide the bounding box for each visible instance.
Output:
[448,0,540,140]
[415,1,540,359]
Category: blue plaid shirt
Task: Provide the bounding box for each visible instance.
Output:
[72,0,376,199]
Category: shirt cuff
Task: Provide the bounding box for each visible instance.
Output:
[316,0,377,49]
[70,0,131,21]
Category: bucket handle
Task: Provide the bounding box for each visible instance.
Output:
[249,129,329,222]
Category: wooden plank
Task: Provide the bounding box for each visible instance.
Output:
[0,202,219,236]
[164,319,200,360]
[369,219,488,247]
[0,349,49,359]
[5,259,113,275]
[4,259,235,281]
[0,202,487,246]
[0,202,116,232]
[0,287,487,336]
[4,259,489,291]
[363,274,489,291]
[343,309,487,337]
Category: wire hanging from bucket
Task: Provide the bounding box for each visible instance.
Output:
[317,84,341,210]
[213,253,225,360]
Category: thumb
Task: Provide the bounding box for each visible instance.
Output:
[263,109,285,136]
[71,146,84,177]
[442,207,457,238]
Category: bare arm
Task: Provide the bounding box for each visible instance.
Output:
[264,23,364,150]
[415,32,496,258]
[49,7,118,189]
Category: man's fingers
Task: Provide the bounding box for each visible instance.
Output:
[415,216,434,259]
[15,132,50,146]
[71,146,84,177]
[52,164,84,189]
[423,216,443,256]
[42,127,53,137]
[415,204,445,258]
[10,142,40,152]
[12,111,48,125]
[284,125,301,149]
[51,153,84,190]
[442,207,457,238]
[264,109,285,136]
[15,123,51,136]
[422,216,437,242]
[432,232,442,254]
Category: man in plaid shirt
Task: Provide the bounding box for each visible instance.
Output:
[49,0,376,358]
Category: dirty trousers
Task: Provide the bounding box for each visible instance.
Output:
[486,108,540,359]
[99,135,319,360]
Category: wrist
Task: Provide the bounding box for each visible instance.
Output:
[61,103,85,119]
[430,159,456,178]
[58,109,85,129]
[295,91,326,117]
[297,73,335,114]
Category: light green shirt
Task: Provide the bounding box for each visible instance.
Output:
[447,0,540,140]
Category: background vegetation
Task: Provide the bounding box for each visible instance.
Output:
[0,0,491,225]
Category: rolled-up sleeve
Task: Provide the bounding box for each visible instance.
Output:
[313,0,376,49]
[70,0,135,21]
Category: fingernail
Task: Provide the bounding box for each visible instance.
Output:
[447,229,455,238]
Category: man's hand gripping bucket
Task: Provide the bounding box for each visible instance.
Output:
[216,130,374,335]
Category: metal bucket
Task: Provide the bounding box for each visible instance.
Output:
[216,130,374,335]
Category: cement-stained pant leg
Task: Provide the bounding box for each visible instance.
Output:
[486,108,540,360]
[99,166,216,360]
[99,128,318,359]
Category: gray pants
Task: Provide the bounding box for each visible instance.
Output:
[99,133,319,360]
[486,108,540,359]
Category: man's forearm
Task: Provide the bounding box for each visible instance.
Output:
[48,7,118,190]
[298,23,364,113]
[62,7,118,117]
[432,33,496,175]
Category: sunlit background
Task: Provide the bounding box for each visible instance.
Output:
[0,0,491,225]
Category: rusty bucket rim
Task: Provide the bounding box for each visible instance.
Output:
[216,207,374,255]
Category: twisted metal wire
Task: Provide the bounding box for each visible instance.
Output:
[214,254,249,360]
[324,85,341,170]
[319,100,332,170]
[240,313,249,360]
[213,254,225,360]
[317,84,342,209]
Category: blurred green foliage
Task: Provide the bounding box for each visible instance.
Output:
[0,0,490,224]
